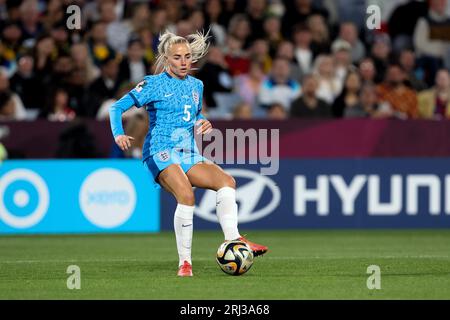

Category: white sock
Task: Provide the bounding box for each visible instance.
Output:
[174,203,194,267]
[216,187,241,241]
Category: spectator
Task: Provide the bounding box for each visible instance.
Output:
[175,19,195,38]
[70,42,100,85]
[204,0,227,47]
[84,0,124,25]
[1,0,20,22]
[102,0,134,55]
[18,0,44,47]
[334,0,367,31]
[282,0,329,38]
[223,34,250,76]
[292,24,314,82]
[332,70,362,118]
[0,93,26,121]
[321,0,339,29]
[219,0,246,29]
[50,22,71,60]
[413,0,450,87]
[118,37,150,85]
[33,34,56,82]
[331,39,353,83]
[263,13,283,58]
[0,91,16,120]
[46,87,76,122]
[0,21,23,76]
[228,13,252,49]
[10,53,42,111]
[370,33,392,84]
[105,0,139,55]
[312,54,343,104]
[258,57,301,110]
[247,39,272,74]
[290,74,331,118]
[377,63,419,119]
[0,68,27,120]
[306,14,331,56]
[65,68,88,117]
[41,0,65,32]
[418,68,450,119]
[388,0,428,52]
[128,3,152,33]
[358,57,377,84]
[232,102,253,119]
[234,61,267,108]
[150,7,170,39]
[267,102,287,120]
[196,46,234,108]
[181,0,199,17]
[398,49,427,91]
[50,54,73,86]
[88,21,116,67]
[346,83,380,118]
[163,0,183,32]
[245,0,268,43]
[83,0,100,24]
[332,21,366,64]
[188,9,206,34]
[275,41,302,82]
[85,55,121,117]
[137,28,156,68]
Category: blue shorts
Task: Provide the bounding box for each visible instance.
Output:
[143,148,209,189]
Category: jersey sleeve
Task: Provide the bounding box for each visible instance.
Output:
[109,93,135,138]
[128,78,153,108]
[109,77,154,138]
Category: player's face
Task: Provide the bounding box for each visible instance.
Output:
[166,43,192,79]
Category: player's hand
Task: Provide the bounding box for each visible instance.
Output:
[195,119,213,135]
[115,135,135,151]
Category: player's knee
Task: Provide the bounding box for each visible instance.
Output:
[222,174,236,189]
[177,190,195,206]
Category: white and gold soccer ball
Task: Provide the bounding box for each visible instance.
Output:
[216,240,254,276]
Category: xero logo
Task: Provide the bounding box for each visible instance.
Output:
[79,168,136,228]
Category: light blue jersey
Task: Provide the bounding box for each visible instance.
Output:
[109,71,209,188]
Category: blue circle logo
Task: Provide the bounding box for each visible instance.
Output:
[0,169,49,228]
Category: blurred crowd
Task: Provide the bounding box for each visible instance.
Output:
[1,0,450,124]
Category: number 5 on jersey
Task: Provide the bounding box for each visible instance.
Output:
[183,105,192,122]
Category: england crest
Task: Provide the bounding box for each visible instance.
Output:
[192,91,199,105]
[157,150,170,162]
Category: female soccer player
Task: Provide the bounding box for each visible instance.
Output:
[109,30,268,277]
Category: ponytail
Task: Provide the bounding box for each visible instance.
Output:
[154,29,210,74]
[187,30,210,63]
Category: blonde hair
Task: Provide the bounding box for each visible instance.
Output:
[154,30,210,74]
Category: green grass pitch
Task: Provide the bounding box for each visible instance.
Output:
[1,230,450,299]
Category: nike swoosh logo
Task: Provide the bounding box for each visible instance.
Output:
[165,93,174,97]
[182,224,192,227]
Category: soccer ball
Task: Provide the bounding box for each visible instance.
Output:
[216,240,254,276]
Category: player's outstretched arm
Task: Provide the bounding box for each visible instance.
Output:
[109,93,136,151]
